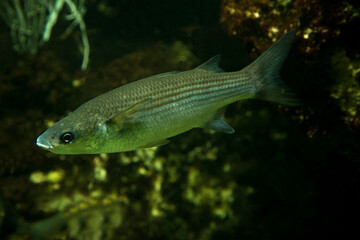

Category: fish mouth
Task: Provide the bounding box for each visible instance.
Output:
[36,136,54,149]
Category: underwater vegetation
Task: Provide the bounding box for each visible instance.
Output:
[0,0,359,239]
[0,0,89,70]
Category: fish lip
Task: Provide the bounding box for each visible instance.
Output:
[36,136,54,149]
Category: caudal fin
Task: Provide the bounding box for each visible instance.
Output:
[249,30,300,106]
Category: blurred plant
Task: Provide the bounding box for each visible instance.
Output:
[0,0,89,70]
[330,50,360,128]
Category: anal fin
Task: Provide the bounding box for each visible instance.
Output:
[205,108,235,134]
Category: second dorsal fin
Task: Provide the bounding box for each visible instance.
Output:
[195,55,224,73]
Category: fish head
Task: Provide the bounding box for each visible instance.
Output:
[36,114,107,154]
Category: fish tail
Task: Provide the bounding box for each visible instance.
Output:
[249,30,300,106]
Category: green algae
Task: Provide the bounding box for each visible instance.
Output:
[330,50,360,125]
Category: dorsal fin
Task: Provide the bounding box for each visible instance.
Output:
[195,55,224,73]
[141,71,180,82]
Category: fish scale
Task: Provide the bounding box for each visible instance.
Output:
[128,71,253,119]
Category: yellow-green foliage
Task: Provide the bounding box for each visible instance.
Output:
[330,50,360,124]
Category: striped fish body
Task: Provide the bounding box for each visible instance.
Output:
[85,68,254,152]
[36,30,299,154]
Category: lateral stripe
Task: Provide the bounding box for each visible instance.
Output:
[145,73,252,109]
[140,77,253,117]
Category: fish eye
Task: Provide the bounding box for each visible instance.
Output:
[60,131,75,144]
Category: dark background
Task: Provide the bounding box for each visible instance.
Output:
[0,0,359,239]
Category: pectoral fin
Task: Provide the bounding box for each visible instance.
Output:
[106,98,153,130]
[204,108,234,134]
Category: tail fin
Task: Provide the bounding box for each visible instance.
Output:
[250,30,300,106]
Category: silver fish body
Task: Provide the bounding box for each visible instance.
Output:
[36,30,299,154]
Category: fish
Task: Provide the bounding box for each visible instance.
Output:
[36,30,299,154]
